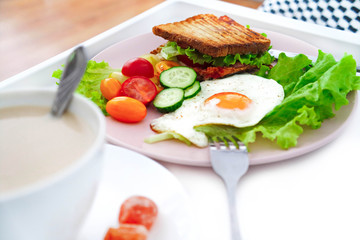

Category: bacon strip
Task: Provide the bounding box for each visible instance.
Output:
[192,64,258,80]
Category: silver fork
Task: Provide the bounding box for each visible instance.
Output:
[209,138,249,240]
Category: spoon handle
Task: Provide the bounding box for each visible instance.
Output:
[51,46,87,117]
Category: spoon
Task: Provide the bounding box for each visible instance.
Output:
[51,46,88,117]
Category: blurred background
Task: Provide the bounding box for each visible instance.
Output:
[0,0,263,81]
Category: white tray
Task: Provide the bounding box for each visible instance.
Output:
[1,0,359,91]
[2,2,360,239]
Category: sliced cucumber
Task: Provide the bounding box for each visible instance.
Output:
[184,81,201,99]
[160,66,197,89]
[153,88,184,113]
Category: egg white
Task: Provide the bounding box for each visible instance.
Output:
[150,74,284,147]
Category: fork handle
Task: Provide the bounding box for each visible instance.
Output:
[225,180,242,240]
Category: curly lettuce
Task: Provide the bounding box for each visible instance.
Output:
[160,41,274,68]
[52,60,121,115]
[195,50,360,149]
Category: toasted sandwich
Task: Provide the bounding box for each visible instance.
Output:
[152,14,274,80]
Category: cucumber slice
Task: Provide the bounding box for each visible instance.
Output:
[184,81,201,99]
[153,88,184,113]
[160,66,197,89]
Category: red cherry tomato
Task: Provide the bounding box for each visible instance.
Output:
[119,196,158,230]
[120,76,157,105]
[106,97,147,123]
[104,224,148,240]
[100,78,122,100]
[122,57,154,78]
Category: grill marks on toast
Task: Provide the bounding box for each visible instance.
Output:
[152,14,271,57]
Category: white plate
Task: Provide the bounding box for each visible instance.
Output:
[93,31,357,166]
[76,144,195,240]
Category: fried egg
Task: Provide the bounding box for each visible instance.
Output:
[150,74,284,147]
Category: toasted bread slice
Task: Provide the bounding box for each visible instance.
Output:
[152,14,271,57]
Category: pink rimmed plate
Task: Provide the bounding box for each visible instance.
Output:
[93,31,357,166]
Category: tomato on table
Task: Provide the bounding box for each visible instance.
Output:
[122,57,154,78]
[119,196,158,230]
[100,78,122,100]
[104,224,148,240]
[106,97,147,123]
[120,76,158,105]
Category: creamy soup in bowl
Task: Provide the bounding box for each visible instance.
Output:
[0,89,106,240]
[0,105,95,193]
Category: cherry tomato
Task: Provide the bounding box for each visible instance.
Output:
[122,57,154,78]
[155,60,180,74]
[120,76,157,105]
[106,97,147,123]
[104,224,148,240]
[100,78,122,100]
[119,196,158,230]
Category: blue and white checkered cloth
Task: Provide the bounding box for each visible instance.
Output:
[258,0,360,34]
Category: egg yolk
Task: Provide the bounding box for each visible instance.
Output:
[205,92,252,110]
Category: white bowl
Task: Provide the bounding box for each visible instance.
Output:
[0,89,106,240]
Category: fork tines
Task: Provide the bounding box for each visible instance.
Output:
[209,137,247,152]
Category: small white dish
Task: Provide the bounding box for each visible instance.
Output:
[77,144,196,240]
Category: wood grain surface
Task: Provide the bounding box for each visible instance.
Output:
[0,0,262,81]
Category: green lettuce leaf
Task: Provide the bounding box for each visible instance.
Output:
[160,41,274,67]
[52,60,121,115]
[195,50,360,149]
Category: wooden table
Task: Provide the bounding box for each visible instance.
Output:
[0,0,262,82]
